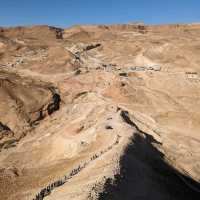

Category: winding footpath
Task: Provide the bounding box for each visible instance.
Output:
[32,134,121,200]
[33,109,200,200]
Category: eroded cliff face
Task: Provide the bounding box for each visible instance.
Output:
[0,24,200,200]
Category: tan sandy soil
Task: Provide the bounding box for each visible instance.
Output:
[0,23,200,200]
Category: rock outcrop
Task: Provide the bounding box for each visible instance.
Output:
[0,69,61,150]
[0,23,200,200]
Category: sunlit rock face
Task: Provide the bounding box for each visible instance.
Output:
[0,24,200,200]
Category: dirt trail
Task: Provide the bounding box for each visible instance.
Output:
[33,134,121,200]
[1,24,200,200]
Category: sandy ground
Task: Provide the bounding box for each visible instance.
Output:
[0,23,200,200]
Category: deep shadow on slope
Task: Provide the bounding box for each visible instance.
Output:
[98,111,200,200]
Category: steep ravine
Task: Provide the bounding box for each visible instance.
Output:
[1,23,200,200]
[0,69,61,151]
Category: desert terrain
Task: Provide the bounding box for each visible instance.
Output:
[0,23,200,200]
